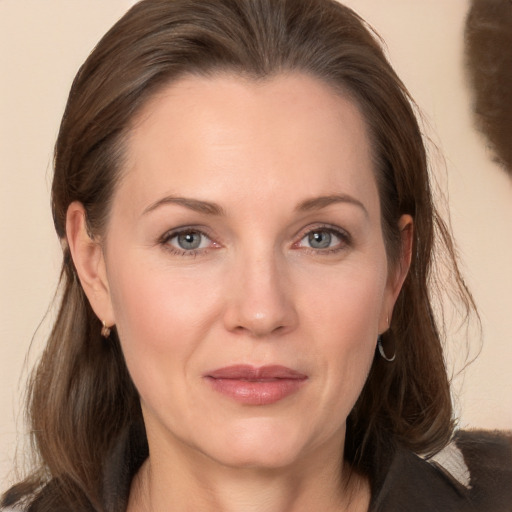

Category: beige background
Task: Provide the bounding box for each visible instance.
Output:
[1,0,511,490]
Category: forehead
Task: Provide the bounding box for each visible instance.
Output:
[116,72,378,217]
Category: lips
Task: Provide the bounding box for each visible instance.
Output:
[204,365,308,405]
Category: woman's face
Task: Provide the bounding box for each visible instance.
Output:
[84,73,409,469]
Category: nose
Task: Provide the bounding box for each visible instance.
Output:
[222,250,299,338]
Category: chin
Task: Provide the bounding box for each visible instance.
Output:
[210,446,303,471]
[197,419,317,470]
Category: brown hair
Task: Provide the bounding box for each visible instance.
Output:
[3,0,475,509]
[465,0,512,174]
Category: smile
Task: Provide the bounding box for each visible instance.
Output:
[204,365,308,405]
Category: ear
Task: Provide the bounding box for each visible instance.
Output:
[66,201,115,327]
[379,214,414,333]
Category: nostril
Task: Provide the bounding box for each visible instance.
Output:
[232,323,280,336]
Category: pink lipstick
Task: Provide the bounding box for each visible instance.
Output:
[204,365,307,405]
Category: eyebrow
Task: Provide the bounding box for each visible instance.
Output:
[142,196,225,216]
[296,194,368,217]
[142,193,367,218]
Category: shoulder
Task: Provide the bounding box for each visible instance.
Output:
[371,430,512,512]
[453,429,512,510]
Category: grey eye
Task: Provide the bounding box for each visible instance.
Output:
[308,230,333,249]
[175,231,204,250]
[163,228,216,255]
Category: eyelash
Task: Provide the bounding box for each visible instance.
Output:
[159,227,217,257]
[294,225,352,255]
[158,224,351,257]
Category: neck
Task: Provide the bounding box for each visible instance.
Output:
[128,433,370,512]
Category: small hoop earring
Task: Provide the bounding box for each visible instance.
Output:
[101,321,111,338]
[377,335,395,362]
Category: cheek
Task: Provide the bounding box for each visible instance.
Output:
[106,252,223,368]
[302,259,387,343]
[105,255,227,425]
[299,260,387,405]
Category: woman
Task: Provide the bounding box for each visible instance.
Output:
[2,0,511,510]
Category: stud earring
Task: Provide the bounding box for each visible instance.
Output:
[101,321,111,338]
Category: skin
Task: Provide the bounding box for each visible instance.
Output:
[67,73,412,512]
